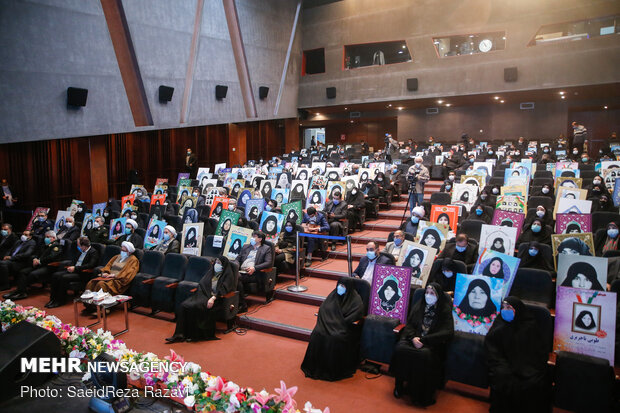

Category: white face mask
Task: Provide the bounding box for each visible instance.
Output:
[65,222,73,228]
[536,210,545,218]
[93,222,100,228]
[425,293,438,305]
[542,188,549,194]
[593,179,601,185]
[21,235,28,242]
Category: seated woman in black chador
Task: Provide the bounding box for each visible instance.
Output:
[301,277,364,381]
[390,283,454,406]
[378,278,402,312]
[165,256,236,343]
[560,262,603,291]
[485,296,551,413]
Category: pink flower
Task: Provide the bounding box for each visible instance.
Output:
[164,349,185,364]
[274,381,298,411]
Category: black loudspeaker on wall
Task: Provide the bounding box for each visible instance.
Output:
[504,67,518,82]
[0,321,62,402]
[406,78,418,91]
[259,86,269,100]
[67,87,88,107]
[158,85,174,102]
[326,87,336,99]
[215,85,228,100]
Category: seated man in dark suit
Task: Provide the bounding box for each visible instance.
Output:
[302,206,330,267]
[4,230,63,300]
[323,191,348,251]
[0,229,36,291]
[47,236,100,308]
[438,233,478,265]
[0,223,18,258]
[235,231,273,312]
[87,216,109,245]
[353,241,393,283]
[31,210,54,238]
[111,218,143,249]
[56,215,80,242]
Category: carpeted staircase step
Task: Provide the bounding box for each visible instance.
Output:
[238,300,318,341]
[302,258,353,280]
[273,276,335,306]
[362,218,403,231]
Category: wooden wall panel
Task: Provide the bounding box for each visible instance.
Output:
[325,118,397,151]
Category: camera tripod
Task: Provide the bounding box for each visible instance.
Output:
[400,178,420,226]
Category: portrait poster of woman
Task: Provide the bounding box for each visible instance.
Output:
[290,180,309,202]
[491,210,525,239]
[369,265,412,323]
[181,222,204,256]
[199,179,218,195]
[556,254,607,292]
[215,210,241,238]
[295,168,312,182]
[80,213,93,237]
[144,219,166,249]
[430,205,459,233]
[452,273,503,336]
[179,195,198,217]
[473,248,521,299]
[244,199,265,221]
[182,207,199,224]
[396,241,436,287]
[414,221,450,253]
[554,286,616,365]
[150,194,166,207]
[503,168,529,187]
[259,211,285,243]
[176,185,192,203]
[555,213,592,234]
[281,201,303,226]
[176,172,190,186]
[236,189,253,208]
[209,196,230,219]
[251,175,266,190]
[223,225,253,260]
[326,181,346,199]
[196,167,210,182]
[121,194,135,210]
[325,167,342,182]
[450,183,478,210]
[556,177,583,189]
[551,233,596,270]
[554,168,581,180]
[259,179,276,199]
[54,210,71,233]
[108,217,127,241]
[478,224,518,257]
[306,189,327,211]
[271,188,290,205]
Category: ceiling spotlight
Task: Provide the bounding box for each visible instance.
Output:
[344,107,348,110]
[299,123,302,126]
[502,36,506,40]
[437,100,444,104]
[316,113,321,116]
[494,96,500,100]
[397,107,404,110]
[604,106,608,109]
[559,91,565,95]
[500,100,505,103]
[561,96,565,99]
[446,103,452,107]
[402,45,406,49]
[398,51,404,54]
[388,104,392,107]
[350,120,354,123]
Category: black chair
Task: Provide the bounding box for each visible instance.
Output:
[533,170,553,179]
[516,243,554,271]
[138,213,150,229]
[386,231,414,243]
[510,268,554,308]
[602,249,620,258]
[135,228,146,243]
[528,196,554,211]
[129,250,165,308]
[578,163,595,171]
[428,258,468,281]
[174,256,212,315]
[489,177,504,187]
[554,351,615,413]
[429,192,451,205]
[445,331,488,388]
[164,214,183,233]
[202,235,224,258]
[149,253,188,313]
[592,211,620,233]
[459,220,483,241]
[94,244,121,273]
[532,177,554,187]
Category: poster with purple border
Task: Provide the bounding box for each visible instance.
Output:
[369,265,412,324]
[555,213,592,234]
[554,287,616,365]
[176,172,190,186]
[491,210,525,239]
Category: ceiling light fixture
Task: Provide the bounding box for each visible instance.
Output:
[397,107,404,110]
[446,103,452,107]
[604,106,608,109]
[561,96,565,99]
[316,113,321,116]
[437,100,444,104]
[559,91,565,95]
[500,100,505,103]
[494,96,500,100]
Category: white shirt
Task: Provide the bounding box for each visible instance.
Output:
[362,258,377,283]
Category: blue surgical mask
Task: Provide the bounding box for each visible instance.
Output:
[44,237,52,245]
[492,188,499,195]
[250,238,257,246]
[337,284,346,296]
[442,270,453,278]
[0,230,7,237]
[425,294,437,306]
[285,226,293,233]
[501,309,515,322]
[214,263,223,273]
[125,227,132,235]
[476,209,483,216]
[38,217,45,222]
[366,250,376,260]
[531,224,541,233]
[120,251,128,260]
[411,216,419,224]
[528,248,539,256]
[608,228,619,239]
[455,245,466,253]
[163,233,171,241]
[581,157,588,163]
[394,238,403,246]
[265,205,272,212]
[469,158,474,163]
[333,199,340,205]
